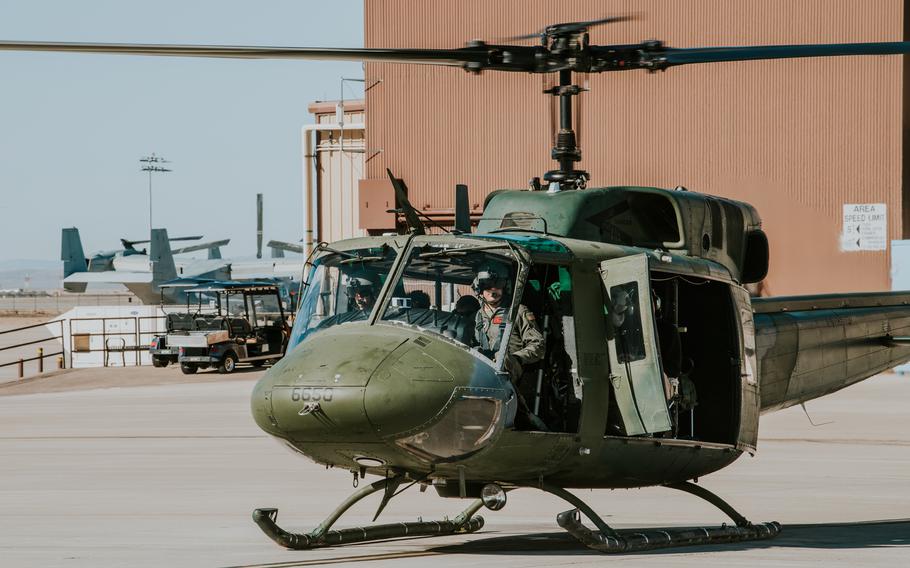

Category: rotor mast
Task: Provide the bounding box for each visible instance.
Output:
[544,69,587,189]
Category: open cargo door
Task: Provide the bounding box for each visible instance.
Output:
[599,254,672,436]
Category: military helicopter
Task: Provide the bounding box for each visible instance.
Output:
[5,16,910,554]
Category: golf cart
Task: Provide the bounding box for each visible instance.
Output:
[150,280,289,374]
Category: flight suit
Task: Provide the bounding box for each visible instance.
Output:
[475,303,545,381]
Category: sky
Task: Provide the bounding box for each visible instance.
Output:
[0,0,364,263]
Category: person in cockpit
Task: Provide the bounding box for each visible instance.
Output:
[347,275,377,317]
[472,265,545,383]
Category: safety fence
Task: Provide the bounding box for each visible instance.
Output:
[0,315,167,380]
[0,319,66,378]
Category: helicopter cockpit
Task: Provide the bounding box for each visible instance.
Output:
[380,243,520,350]
[377,236,582,433]
[288,242,400,350]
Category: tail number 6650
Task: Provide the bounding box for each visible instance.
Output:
[290,387,334,402]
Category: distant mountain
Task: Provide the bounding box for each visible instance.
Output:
[0,260,63,291]
[0,259,61,271]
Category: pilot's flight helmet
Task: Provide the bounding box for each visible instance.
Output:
[472,263,510,294]
[346,273,376,296]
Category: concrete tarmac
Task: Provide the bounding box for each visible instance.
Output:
[0,366,908,567]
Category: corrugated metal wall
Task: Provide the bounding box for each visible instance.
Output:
[364,0,904,295]
[312,103,367,244]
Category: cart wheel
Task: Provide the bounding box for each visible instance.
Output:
[219,352,238,374]
[180,363,198,375]
[152,357,166,368]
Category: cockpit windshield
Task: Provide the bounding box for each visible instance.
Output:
[288,245,398,350]
[380,243,520,346]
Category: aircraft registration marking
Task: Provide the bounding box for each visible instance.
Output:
[290,387,334,402]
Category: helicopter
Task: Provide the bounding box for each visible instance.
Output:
[4,16,910,554]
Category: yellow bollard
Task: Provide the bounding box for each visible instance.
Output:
[57,355,65,370]
[38,348,44,373]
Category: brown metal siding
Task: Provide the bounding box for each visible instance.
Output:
[364,0,904,295]
[310,102,367,244]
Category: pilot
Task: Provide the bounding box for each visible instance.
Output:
[473,265,545,383]
[346,275,377,316]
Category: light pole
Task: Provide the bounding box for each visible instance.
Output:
[140,154,172,235]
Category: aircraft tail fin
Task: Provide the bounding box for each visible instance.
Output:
[61,227,88,277]
[150,229,178,284]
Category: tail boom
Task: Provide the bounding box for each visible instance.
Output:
[754,292,910,413]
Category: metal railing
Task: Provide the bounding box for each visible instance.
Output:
[0,314,167,379]
[0,319,66,378]
[66,315,166,367]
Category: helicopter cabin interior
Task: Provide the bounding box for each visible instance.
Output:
[476,186,769,445]
[507,254,743,447]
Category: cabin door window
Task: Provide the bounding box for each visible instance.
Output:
[599,254,672,436]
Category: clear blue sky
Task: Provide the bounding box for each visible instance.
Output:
[0,0,364,262]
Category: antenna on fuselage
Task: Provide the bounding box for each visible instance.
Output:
[454,184,471,234]
[386,168,426,236]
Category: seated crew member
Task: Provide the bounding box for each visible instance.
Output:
[347,275,377,319]
[454,294,480,317]
[408,289,431,309]
[473,266,545,383]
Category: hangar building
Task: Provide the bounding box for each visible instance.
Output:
[310,0,908,296]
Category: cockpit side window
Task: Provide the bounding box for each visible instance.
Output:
[608,281,646,363]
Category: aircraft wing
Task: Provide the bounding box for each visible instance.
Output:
[172,239,230,255]
[753,291,910,413]
[177,259,230,277]
[266,240,304,254]
[64,272,153,284]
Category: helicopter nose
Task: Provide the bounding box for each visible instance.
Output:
[251,325,513,461]
[251,326,402,443]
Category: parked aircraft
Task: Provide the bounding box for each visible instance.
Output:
[62,227,305,303]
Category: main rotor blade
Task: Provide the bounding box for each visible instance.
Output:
[0,40,477,66]
[652,41,910,68]
[5,38,910,75]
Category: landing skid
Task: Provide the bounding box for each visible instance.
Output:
[544,481,781,552]
[253,477,779,553]
[253,476,484,550]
